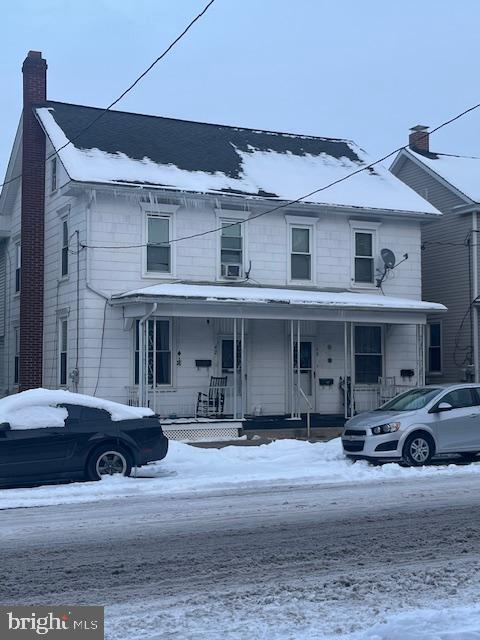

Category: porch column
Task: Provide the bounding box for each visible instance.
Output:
[297,320,301,416]
[343,322,348,420]
[233,318,238,420]
[350,322,355,419]
[290,320,295,419]
[241,318,245,419]
[417,323,426,386]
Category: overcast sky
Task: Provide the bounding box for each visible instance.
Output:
[2,0,480,183]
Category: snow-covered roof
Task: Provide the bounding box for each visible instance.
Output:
[35,102,438,215]
[112,283,446,313]
[408,149,480,203]
[0,389,153,430]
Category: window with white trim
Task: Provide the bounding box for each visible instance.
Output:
[61,218,69,277]
[51,157,57,192]
[353,230,375,284]
[59,319,68,386]
[13,327,19,385]
[146,214,171,273]
[290,226,312,281]
[15,242,21,293]
[354,325,383,383]
[427,322,442,374]
[220,221,243,278]
[134,319,172,386]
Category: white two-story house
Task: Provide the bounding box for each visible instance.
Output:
[0,52,444,430]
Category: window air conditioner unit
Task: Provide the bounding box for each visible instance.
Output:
[222,263,242,278]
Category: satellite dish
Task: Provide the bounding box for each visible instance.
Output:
[381,248,396,270]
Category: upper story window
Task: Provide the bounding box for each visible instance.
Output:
[61,219,69,277]
[51,157,57,192]
[220,221,243,278]
[15,242,21,293]
[290,226,312,281]
[427,322,442,374]
[353,231,375,284]
[146,214,171,274]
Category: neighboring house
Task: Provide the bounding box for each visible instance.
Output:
[391,126,480,384]
[0,51,444,428]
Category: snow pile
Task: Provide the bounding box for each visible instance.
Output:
[114,282,446,313]
[0,388,153,429]
[36,107,439,215]
[3,438,480,509]
[349,603,480,640]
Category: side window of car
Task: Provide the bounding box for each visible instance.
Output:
[441,388,479,409]
[80,407,111,423]
[63,404,83,426]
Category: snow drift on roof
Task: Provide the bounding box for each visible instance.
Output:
[0,389,153,430]
[35,104,438,215]
[409,149,480,203]
[112,283,446,313]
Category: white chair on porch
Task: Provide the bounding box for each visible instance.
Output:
[196,377,228,418]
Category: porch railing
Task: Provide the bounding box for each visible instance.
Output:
[352,383,416,414]
[125,385,243,419]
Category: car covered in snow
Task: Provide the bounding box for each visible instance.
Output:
[0,389,168,486]
[342,384,480,465]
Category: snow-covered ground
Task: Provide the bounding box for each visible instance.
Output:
[2,437,480,510]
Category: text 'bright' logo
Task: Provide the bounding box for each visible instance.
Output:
[0,606,104,638]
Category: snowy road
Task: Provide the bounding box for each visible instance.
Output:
[2,474,480,639]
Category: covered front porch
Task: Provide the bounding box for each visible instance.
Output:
[111,283,445,426]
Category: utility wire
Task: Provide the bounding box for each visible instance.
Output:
[0,0,216,191]
[80,99,480,251]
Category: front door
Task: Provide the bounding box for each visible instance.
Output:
[293,340,315,413]
[220,338,244,416]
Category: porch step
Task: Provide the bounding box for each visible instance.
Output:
[243,413,345,431]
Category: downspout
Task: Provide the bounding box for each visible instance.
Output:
[472,212,479,382]
[138,302,157,408]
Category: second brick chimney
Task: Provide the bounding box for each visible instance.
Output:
[20,51,47,390]
[409,124,430,153]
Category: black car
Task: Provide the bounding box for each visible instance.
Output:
[0,403,168,486]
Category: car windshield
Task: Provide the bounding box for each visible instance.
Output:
[378,388,443,412]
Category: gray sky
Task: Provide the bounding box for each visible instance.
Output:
[2,0,480,183]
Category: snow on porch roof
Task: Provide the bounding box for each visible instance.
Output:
[112,283,446,313]
[35,102,439,215]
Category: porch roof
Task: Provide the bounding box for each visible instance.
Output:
[111,283,446,314]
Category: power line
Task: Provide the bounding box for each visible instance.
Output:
[80,99,480,251]
[0,0,216,191]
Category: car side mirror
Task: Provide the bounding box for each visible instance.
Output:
[433,402,453,413]
[0,422,11,432]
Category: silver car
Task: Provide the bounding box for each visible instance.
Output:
[342,384,480,466]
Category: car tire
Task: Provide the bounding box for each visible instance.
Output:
[86,444,133,481]
[402,433,434,467]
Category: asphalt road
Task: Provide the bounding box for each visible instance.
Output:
[1,475,480,638]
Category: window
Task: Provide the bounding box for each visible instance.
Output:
[354,231,374,284]
[220,221,243,277]
[355,325,383,383]
[134,319,172,386]
[51,157,57,192]
[61,219,69,277]
[59,319,68,386]
[427,322,442,374]
[146,215,170,273]
[15,243,21,293]
[13,327,19,385]
[290,227,311,281]
[438,388,480,409]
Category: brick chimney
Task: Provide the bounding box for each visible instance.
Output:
[409,124,429,153]
[20,51,47,390]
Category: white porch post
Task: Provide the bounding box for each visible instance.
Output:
[138,303,157,408]
[233,317,238,420]
[241,318,245,419]
[350,322,355,418]
[297,320,301,417]
[290,320,295,418]
[417,323,426,386]
[343,322,348,420]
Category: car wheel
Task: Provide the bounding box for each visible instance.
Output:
[86,445,132,481]
[402,433,434,466]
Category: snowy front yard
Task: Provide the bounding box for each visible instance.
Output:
[2,437,480,510]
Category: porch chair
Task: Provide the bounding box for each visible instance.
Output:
[196,376,228,418]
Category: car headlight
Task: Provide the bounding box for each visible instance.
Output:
[371,422,401,435]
